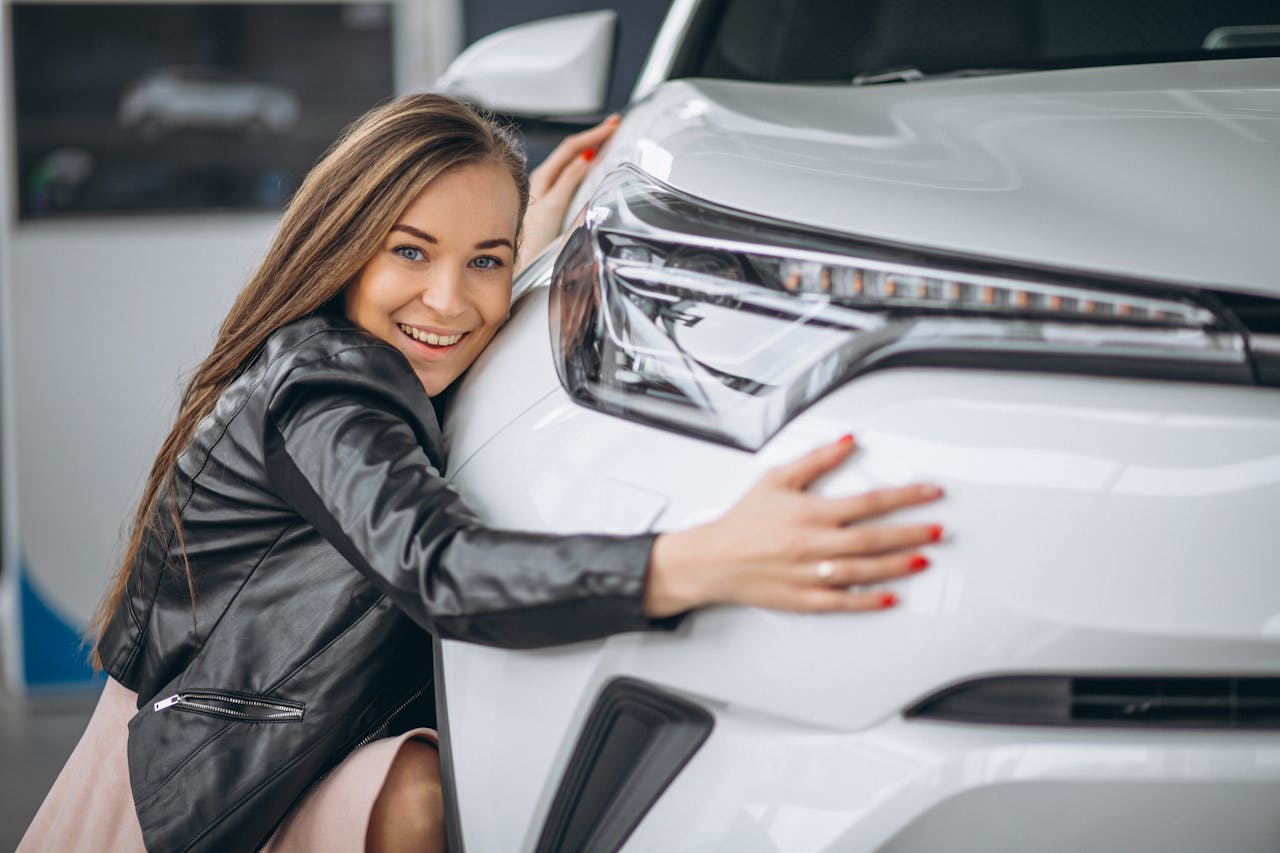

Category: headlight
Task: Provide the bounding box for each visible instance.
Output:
[550,166,1252,449]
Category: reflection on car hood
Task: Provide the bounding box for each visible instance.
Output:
[615,58,1280,297]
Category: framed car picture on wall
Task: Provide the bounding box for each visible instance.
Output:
[10,1,394,218]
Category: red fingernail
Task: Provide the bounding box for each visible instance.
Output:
[879,592,898,608]
[907,554,930,572]
[837,433,854,447]
[582,148,597,162]
[928,524,944,542]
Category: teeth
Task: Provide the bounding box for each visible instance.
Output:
[398,323,463,346]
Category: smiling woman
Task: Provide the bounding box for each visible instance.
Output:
[344,161,520,396]
[19,93,944,853]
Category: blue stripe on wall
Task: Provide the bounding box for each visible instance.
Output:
[19,557,102,687]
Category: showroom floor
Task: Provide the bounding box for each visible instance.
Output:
[0,648,96,850]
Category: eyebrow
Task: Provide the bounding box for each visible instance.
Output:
[392,224,514,252]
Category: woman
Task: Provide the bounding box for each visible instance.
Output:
[20,94,944,852]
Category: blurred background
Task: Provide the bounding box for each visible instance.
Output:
[0,0,671,844]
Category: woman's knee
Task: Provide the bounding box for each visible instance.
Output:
[366,739,445,853]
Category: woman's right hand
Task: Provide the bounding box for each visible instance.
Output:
[519,114,621,268]
[644,435,944,618]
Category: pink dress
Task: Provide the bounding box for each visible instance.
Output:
[18,677,438,852]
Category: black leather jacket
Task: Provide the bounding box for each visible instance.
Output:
[97,307,669,852]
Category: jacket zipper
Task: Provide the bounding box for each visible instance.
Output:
[295,685,427,796]
[255,685,429,851]
[154,690,304,721]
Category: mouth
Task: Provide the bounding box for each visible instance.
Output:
[397,322,467,349]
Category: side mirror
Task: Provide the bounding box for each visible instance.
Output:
[437,11,617,119]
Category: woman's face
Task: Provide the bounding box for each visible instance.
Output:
[345,160,521,396]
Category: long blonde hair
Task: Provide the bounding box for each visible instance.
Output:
[90,94,529,663]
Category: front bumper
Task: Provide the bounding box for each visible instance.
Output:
[442,286,1280,851]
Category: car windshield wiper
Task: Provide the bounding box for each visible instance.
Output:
[851,66,1023,86]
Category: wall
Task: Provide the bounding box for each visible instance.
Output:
[8,216,279,687]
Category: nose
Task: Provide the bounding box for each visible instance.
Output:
[420,265,468,321]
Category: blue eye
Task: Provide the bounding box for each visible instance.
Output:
[394,245,425,262]
[471,255,504,271]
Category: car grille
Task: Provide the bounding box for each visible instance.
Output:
[906,675,1280,729]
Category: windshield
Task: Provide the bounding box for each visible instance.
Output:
[679,0,1280,83]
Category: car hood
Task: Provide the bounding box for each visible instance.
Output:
[602,58,1280,297]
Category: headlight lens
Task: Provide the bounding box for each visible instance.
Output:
[550,166,1249,449]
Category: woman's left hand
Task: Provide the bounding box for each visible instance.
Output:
[643,436,946,618]
[519,115,621,269]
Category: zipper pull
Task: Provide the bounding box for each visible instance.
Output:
[154,694,183,712]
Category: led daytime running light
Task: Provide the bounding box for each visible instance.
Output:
[550,167,1248,449]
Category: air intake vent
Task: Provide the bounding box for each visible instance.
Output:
[906,675,1280,729]
[535,677,713,853]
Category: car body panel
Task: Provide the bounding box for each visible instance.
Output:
[443,289,1280,851]
[631,715,1280,852]
[576,59,1280,296]
[439,7,1280,850]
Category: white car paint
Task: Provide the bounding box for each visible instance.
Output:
[438,5,1280,852]
[577,60,1280,296]
[443,284,1280,851]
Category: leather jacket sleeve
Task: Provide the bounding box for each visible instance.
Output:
[263,344,679,648]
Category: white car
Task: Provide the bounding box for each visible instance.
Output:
[118,66,300,140]
[437,3,1280,852]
